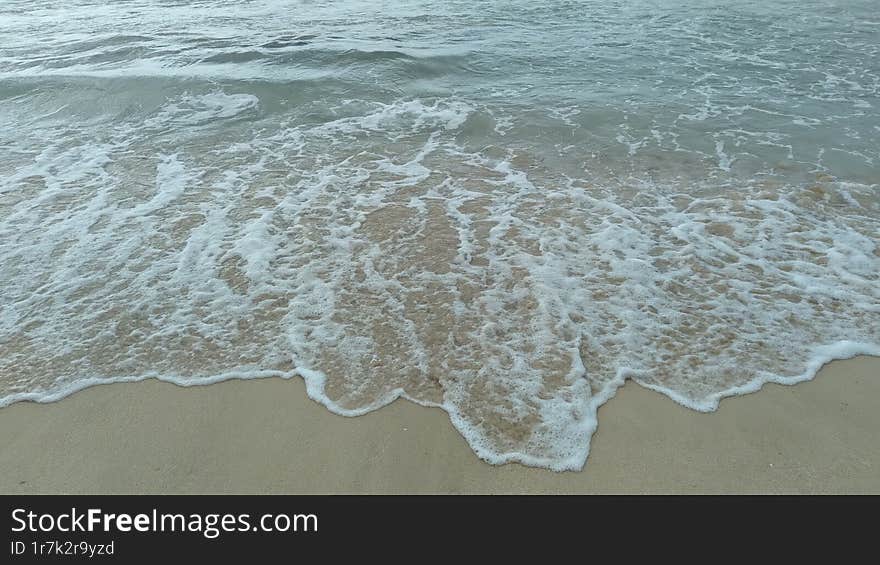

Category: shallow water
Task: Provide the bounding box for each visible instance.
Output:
[1,0,878,469]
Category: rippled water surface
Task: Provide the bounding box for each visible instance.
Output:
[1,0,878,469]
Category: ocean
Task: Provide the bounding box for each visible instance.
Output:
[1,0,878,470]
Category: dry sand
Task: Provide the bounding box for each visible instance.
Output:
[0,356,877,494]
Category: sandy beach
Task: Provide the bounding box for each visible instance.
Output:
[4,1,880,498]
[0,355,876,494]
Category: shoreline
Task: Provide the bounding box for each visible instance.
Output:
[0,355,878,493]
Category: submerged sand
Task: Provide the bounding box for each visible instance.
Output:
[0,355,877,494]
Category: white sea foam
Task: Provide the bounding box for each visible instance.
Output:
[143,92,259,129]
[2,88,878,470]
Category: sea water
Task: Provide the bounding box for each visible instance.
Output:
[0,0,878,470]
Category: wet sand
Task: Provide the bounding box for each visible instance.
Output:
[0,355,877,494]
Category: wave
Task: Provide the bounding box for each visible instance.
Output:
[2,92,878,470]
[2,0,879,470]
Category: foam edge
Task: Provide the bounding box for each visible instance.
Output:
[0,340,878,473]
